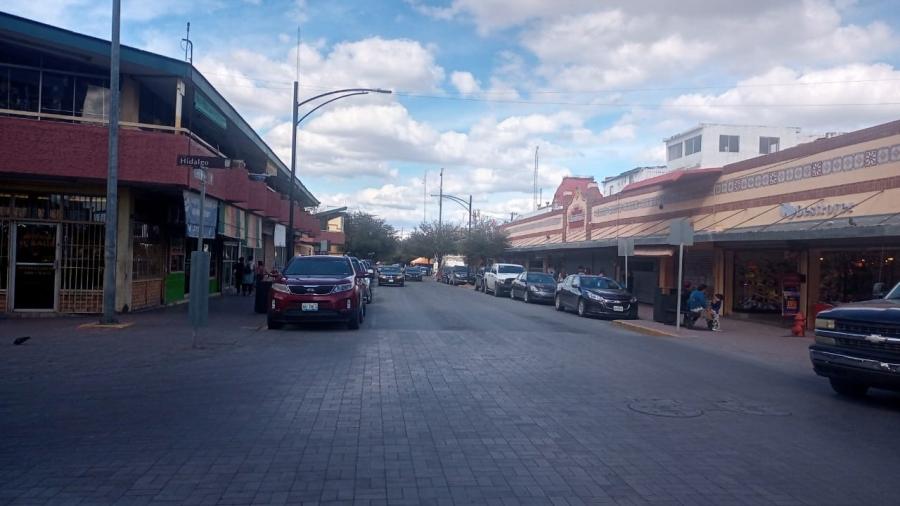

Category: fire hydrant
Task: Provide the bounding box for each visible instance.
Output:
[792,312,806,337]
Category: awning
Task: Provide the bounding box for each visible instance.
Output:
[218,203,244,239]
[244,213,262,249]
[633,247,674,257]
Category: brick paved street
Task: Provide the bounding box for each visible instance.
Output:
[2,280,900,505]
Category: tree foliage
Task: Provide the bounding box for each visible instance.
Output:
[343,211,399,261]
[460,216,510,268]
[396,218,508,266]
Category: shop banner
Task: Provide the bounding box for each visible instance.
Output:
[218,203,244,239]
[183,190,218,239]
[244,213,262,249]
[274,224,286,247]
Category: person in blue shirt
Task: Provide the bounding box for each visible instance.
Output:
[687,284,709,321]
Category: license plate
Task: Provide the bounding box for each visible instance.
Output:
[613,305,624,312]
[301,303,318,311]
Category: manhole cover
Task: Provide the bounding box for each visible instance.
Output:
[713,400,791,417]
[628,399,703,418]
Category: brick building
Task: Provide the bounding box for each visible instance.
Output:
[503,119,900,327]
[0,13,332,314]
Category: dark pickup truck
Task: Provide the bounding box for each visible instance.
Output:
[810,282,900,397]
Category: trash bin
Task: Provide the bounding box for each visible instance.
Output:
[653,292,679,324]
[254,280,272,314]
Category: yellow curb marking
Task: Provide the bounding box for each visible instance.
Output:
[612,319,681,338]
[78,321,136,330]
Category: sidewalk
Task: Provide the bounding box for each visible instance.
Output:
[613,304,814,371]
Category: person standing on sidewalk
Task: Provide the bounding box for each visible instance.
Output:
[233,257,245,295]
[242,257,255,296]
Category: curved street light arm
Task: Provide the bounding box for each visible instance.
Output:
[297,91,369,126]
[297,87,391,109]
[431,193,470,210]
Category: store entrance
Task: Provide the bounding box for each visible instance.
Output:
[13,223,58,310]
[731,249,800,323]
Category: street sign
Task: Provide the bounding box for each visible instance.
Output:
[177,154,230,169]
[617,237,634,257]
[667,218,694,246]
[192,168,213,184]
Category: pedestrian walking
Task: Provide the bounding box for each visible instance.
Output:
[233,257,245,294]
[242,257,255,295]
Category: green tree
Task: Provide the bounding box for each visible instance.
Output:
[343,211,399,261]
[398,221,464,264]
[460,216,510,268]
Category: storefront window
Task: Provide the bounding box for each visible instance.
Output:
[41,72,75,116]
[819,250,900,303]
[733,250,799,313]
[8,68,39,112]
[0,222,8,291]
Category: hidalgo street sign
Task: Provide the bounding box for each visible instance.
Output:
[176,154,231,169]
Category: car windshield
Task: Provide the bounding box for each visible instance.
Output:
[885,282,900,299]
[381,267,401,274]
[526,273,555,283]
[498,265,524,274]
[452,266,468,272]
[283,258,353,277]
[580,276,622,290]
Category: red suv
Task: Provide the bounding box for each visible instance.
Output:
[267,255,368,330]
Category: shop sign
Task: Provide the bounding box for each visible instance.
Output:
[780,202,853,220]
[567,205,585,224]
[182,190,218,239]
[782,273,802,317]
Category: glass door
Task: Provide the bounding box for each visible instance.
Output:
[13,223,59,310]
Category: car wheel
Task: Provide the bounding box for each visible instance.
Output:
[829,378,869,397]
[347,307,362,330]
[555,295,565,311]
[266,317,283,330]
[524,291,530,304]
[577,299,587,317]
[493,285,502,297]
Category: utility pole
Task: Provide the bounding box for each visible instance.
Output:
[101,0,121,324]
[438,168,443,230]
[467,195,472,235]
[287,81,299,254]
[531,146,541,211]
[423,171,427,223]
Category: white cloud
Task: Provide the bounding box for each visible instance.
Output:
[663,63,900,132]
[450,71,481,95]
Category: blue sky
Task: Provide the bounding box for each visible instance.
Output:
[5,0,900,231]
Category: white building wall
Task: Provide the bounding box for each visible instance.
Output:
[602,166,669,196]
[666,124,820,170]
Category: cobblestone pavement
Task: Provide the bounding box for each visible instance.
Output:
[2,281,900,505]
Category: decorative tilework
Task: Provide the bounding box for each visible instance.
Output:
[711,143,900,196]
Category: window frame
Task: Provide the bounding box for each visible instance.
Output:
[719,135,740,153]
[684,135,702,156]
[667,142,684,161]
[759,136,780,154]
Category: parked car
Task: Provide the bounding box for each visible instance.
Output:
[405,266,424,281]
[378,265,405,286]
[473,266,485,291]
[447,265,469,285]
[510,271,557,304]
[484,263,524,296]
[267,255,367,330]
[350,256,374,303]
[810,282,900,397]
[555,275,638,318]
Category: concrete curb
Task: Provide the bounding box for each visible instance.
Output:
[612,319,682,338]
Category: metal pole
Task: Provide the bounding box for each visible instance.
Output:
[101,0,121,324]
[675,243,684,331]
[423,171,427,224]
[438,168,443,229]
[288,81,298,256]
[467,195,472,234]
[197,175,206,253]
[624,254,628,290]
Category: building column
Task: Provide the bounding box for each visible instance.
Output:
[115,187,133,312]
[174,79,185,129]
[723,250,734,317]
[806,248,822,328]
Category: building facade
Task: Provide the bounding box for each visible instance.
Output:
[601,166,668,196]
[0,13,337,315]
[503,119,900,328]
[665,124,821,171]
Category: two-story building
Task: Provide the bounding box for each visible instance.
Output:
[0,13,333,315]
[665,123,822,171]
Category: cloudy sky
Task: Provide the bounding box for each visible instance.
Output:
[6,0,900,230]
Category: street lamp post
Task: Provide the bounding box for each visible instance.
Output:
[287,84,391,255]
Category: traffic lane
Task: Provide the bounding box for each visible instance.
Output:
[373,280,900,503]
